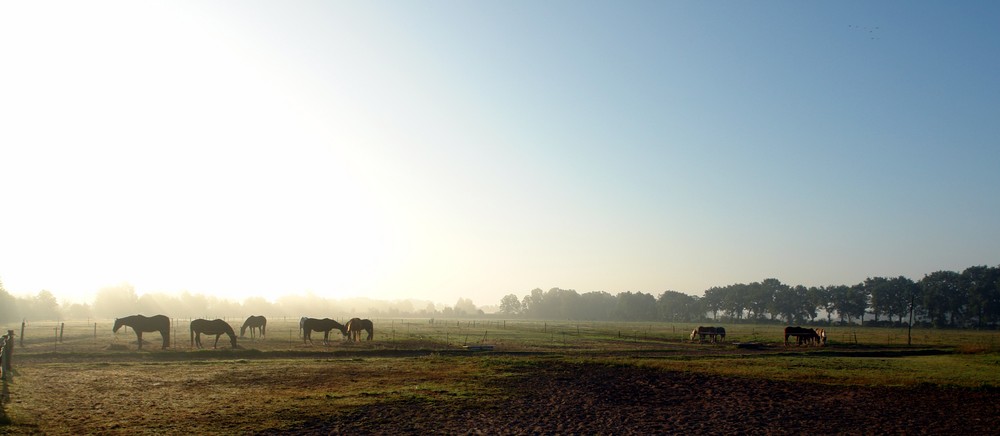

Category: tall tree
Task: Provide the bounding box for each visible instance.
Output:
[701,287,724,320]
[920,270,963,327]
[499,294,522,316]
[614,291,657,321]
[963,266,1000,328]
[865,277,892,323]
[657,291,698,322]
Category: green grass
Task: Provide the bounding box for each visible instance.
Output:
[6,317,1000,390]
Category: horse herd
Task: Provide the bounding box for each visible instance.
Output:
[689,325,827,346]
[111,314,375,350]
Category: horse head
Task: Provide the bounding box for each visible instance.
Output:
[112,318,124,333]
[239,325,247,337]
[690,328,699,341]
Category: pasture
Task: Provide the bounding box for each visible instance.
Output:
[1,318,999,434]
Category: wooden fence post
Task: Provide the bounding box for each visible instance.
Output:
[1,330,13,381]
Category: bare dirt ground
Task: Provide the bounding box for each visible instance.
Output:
[267,361,999,435]
[2,347,998,435]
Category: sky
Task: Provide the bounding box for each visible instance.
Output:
[1,1,998,307]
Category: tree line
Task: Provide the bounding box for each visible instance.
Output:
[3,264,998,328]
[0,281,485,324]
[498,265,1000,328]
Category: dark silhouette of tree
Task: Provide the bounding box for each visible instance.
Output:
[702,286,724,320]
[887,276,918,323]
[865,276,893,323]
[614,291,657,321]
[657,290,699,322]
[963,266,1000,328]
[920,270,963,327]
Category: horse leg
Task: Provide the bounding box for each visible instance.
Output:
[136,331,143,350]
[213,334,221,349]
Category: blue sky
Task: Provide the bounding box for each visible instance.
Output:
[1,1,998,307]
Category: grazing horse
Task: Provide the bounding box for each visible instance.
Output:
[301,318,347,345]
[346,318,374,342]
[240,315,267,338]
[113,314,171,350]
[191,319,238,349]
[690,326,725,343]
[816,328,827,345]
[783,326,821,346]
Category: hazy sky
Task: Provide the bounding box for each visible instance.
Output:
[2,1,998,307]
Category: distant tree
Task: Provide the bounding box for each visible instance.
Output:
[242,297,276,317]
[28,290,61,321]
[847,283,869,325]
[865,277,892,323]
[887,276,918,323]
[719,284,748,320]
[771,284,810,324]
[62,302,93,320]
[0,278,16,323]
[963,266,1000,328]
[753,279,784,320]
[539,288,581,320]
[577,291,616,320]
[92,283,140,319]
[657,290,698,322]
[831,283,868,325]
[828,285,850,323]
[454,298,477,316]
[499,294,521,316]
[920,270,962,327]
[811,286,835,323]
[614,291,657,321]
[701,286,724,320]
[137,294,167,316]
[520,288,544,318]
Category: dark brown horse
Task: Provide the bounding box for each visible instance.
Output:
[346,318,374,342]
[240,315,267,338]
[301,318,347,345]
[191,319,238,349]
[783,326,821,346]
[113,314,171,350]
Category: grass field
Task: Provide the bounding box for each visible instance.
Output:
[2,318,999,434]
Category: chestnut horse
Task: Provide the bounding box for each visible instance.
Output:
[113,314,171,350]
[346,318,374,341]
[191,318,238,349]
